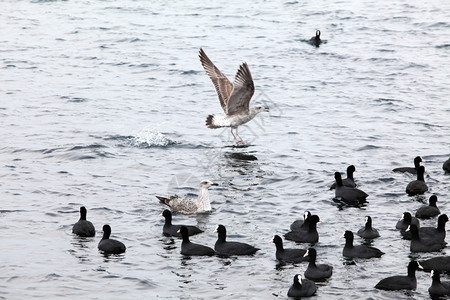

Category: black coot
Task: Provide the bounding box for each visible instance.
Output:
[402,214,448,242]
[303,248,333,281]
[333,172,368,206]
[98,225,126,254]
[407,224,445,253]
[214,225,259,256]
[179,226,214,256]
[375,261,422,290]
[272,235,308,264]
[72,206,95,237]
[357,216,380,239]
[289,211,311,231]
[287,274,317,298]
[284,215,321,243]
[420,256,450,273]
[330,165,356,189]
[393,156,422,174]
[308,30,321,47]
[406,166,428,196]
[428,270,450,297]
[342,231,384,259]
[415,195,440,219]
[443,158,450,172]
[395,212,420,231]
[161,209,203,238]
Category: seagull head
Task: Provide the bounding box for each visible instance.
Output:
[257,105,269,113]
[200,180,219,188]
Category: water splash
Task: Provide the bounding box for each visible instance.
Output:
[130,129,175,148]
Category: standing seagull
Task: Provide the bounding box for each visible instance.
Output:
[199,48,269,144]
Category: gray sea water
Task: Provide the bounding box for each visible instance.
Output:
[1,0,450,299]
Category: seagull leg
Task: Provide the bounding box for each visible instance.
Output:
[230,128,240,144]
[235,127,245,144]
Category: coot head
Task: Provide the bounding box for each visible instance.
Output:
[102,224,112,239]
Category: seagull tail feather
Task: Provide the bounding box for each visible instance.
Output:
[156,196,170,206]
[206,115,221,129]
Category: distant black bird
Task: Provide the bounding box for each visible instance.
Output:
[416,195,440,219]
[160,209,203,238]
[395,212,420,231]
[287,274,317,298]
[271,235,308,264]
[303,248,333,281]
[342,230,384,259]
[214,225,259,256]
[406,166,428,196]
[428,270,450,297]
[72,206,95,237]
[309,30,322,47]
[444,158,450,172]
[285,215,321,243]
[289,211,311,231]
[330,165,356,190]
[375,261,422,290]
[98,225,126,254]
[333,172,368,205]
[393,156,423,174]
[179,226,214,256]
[357,216,380,239]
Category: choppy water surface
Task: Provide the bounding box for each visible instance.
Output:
[1,0,450,299]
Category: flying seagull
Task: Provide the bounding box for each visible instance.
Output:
[199,48,269,144]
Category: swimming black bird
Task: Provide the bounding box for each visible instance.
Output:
[428,270,450,297]
[416,195,440,219]
[357,216,380,239]
[284,215,321,243]
[402,214,448,242]
[214,224,259,256]
[160,209,203,238]
[444,158,450,172]
[98,225,126,254]
[393,156,423,174]
[341,230,384,259]
[287,274,317,298]
[375,261,422,290]
[309,30,322,47]
[271,235,308,264]
[407,224,445,253]
[72,206,95,237]
[420,256,450,273]
[395,212,420,231]
[289,211,311,231]
[333,172,368,206]
[179,226,215,256]
[303,248,333,281]
[405,166,428,196]
[330,165,356,190]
